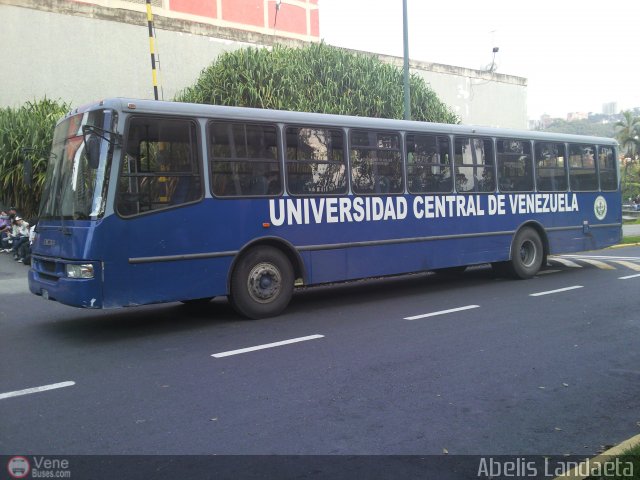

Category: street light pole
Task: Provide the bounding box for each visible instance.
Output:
[402,0,410,120]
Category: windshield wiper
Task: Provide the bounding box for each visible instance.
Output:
[82,125,122,147]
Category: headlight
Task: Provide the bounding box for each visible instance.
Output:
[66,264,94,279]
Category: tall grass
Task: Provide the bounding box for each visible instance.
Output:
[0,98,69,218]
[176,43,459,124]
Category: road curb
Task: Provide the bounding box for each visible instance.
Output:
[609,242,640,249]
[554,433,640,480]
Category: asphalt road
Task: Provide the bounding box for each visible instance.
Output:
[1,247,640,462]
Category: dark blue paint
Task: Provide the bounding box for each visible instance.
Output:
[28,190,621,309]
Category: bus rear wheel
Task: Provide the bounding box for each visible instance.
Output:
[229,246,294,319]
[505,227,544,279]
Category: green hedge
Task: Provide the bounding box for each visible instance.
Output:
[176,43,459,124]
[0,98,69,218]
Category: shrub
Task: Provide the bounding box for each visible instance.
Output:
[0,98,69,218]
[176,43,459,124]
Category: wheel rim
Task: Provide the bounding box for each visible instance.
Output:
[519,239,537,267]
[247,262,282,304]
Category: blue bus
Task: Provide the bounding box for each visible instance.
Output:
[28,99,621,318]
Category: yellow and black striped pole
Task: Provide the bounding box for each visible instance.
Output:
[146,0,159,100]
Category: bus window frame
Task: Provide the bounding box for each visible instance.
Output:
[348,128,405,196]
[115,114,205,219]
[207,119,283,199]
[452,135,497,194]
[568,143,598,192]
[405,132,454,194]
[496,138,535,193]
[284,124,349,197]
[534,141,568,192]
[596,144,618,192]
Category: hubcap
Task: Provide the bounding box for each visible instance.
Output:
[519,240,537,268]
[247,262,281,303]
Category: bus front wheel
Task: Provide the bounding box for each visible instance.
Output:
[505,227,544,279]
[229,246,294,319]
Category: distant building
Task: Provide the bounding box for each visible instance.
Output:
[567,112,588,122]
[602,102,618,115]
[538,114,554,129]
[0,0,528,128]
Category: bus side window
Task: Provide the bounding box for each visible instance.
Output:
[350,130,403,195]
[406,134,452,193]
[534,142,567,192]
[209,122,281,197]
[598,146,617,191]
[453,137,495,193]
[116,117,202,216]
[285,127,346,195]
[568,144,597,191]
[497,139,533,192]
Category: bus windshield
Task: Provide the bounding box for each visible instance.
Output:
[38,109,114,220]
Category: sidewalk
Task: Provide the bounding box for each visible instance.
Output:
[622,224,640,237]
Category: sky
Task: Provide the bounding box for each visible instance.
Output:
[319,0,640,120]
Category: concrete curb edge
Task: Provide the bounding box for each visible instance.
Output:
[554,433,640,480]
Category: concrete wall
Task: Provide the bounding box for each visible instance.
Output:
[0,0,527,128]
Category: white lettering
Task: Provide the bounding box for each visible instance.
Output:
[269,193,579,226]
[287,198,303,225]
[326,198,338,223]
[435,196,447,218]
[353,197,365,222]
[372,197,384,221]
[424,196,434,218]
[311,198,325,223]
[269,199,285,226]
[339,197,353,222]
[383,197,396,220]
[396,197,408,220]
[413,196,424,219]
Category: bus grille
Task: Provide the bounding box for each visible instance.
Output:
[40,260,56,273]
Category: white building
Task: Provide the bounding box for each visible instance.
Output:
[0,0,528,128]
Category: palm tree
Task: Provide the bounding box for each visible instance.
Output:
[615,111,640,157]
[615,111,640,193]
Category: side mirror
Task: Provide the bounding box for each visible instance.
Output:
[85,133,101,169]
[23,157,33,187]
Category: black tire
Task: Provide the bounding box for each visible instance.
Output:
[229,246,294,319]
[506,227,544,279]
[491,261,510,277]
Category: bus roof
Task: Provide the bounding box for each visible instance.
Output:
[68,98,618,147]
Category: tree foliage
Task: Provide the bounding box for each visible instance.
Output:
[0,98,69,218]
[616,111,640,158]
[615,111,640,201]
[540,119,615,138]
[176,43,459,124]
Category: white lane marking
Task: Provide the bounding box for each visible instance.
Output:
[212,335,324,358]
[404,305,480,321]
[577,258,616,270]
[619,273,640,280]
[548,257,582,268]
[561,254,640,261]
[612,260,640,272]
[529,286,584,297]
[0,381,75,400]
